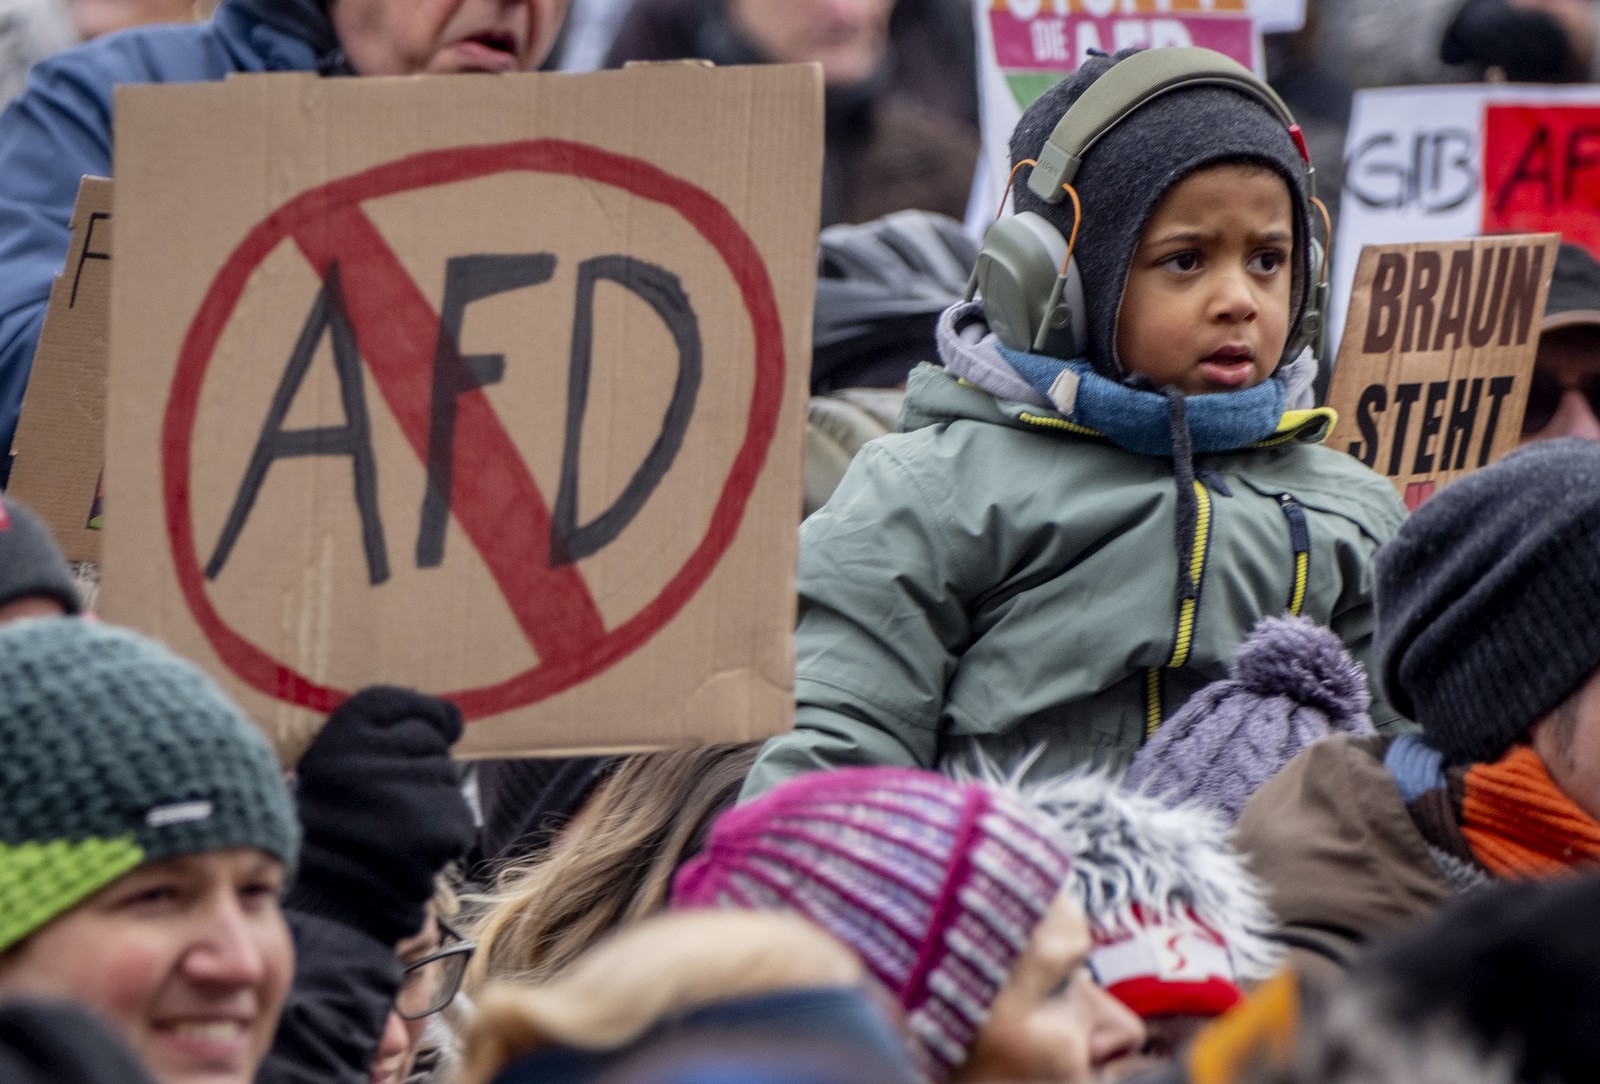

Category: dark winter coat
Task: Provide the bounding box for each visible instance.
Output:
[1233,734,1457,984]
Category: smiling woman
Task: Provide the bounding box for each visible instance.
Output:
[0,851,293,1084]
[0,619,299,1084]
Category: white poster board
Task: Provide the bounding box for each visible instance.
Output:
[1331,82,1600,359]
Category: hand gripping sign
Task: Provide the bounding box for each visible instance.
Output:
[102,67,822,760]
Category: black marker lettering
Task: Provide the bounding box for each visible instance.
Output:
[1566,125,1600,205]
[1432,249,1472,351]
[1478,376,1516,467]
[1363,252,1407,353]
[1349,384,1387,467]
[70,211,111,308]
[1386,383,1422,476]
[1441,377,1483,471]
[1468,247,1508,348]
[207,263,389,585]
[1494,123,1555,217]
[416,253,556,569]
[1401,250,1442,353]
[1498,245,1544,347]
[551,255,701,567]
[1412,380,1449,474]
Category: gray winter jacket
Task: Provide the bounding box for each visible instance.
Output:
[744,308,1406,797]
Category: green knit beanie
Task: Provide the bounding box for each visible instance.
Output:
[0,619,299,951]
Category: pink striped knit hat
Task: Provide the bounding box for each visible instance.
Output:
[671,768,1075,1082]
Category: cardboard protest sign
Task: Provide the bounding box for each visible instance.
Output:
[1332,83,1600,358]
[969,0,1264,234]
[1326,234,1559,510]
[6,176,111,561]
[102,65,822,761]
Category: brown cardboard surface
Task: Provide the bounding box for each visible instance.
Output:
[103,66,822,761]
[1326,233,1559,511]
[7,176,112,561]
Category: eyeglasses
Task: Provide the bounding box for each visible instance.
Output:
[1521,368,1600,435]
[395,919,476,1021]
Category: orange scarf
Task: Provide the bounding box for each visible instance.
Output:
[1461,744,1600,880]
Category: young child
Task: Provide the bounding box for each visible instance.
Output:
[744,48,1407,796]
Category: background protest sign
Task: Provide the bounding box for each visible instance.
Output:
[970,0,1264,234]
[1247,0,1304,33]
[1326,233,1558,509]
[102,65,822,761]
[1332,83,1600,359]
[7,176,111,561]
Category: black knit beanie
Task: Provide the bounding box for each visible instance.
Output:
[1353,873,1600,1084]
[1008,49,1311,379]
[1374,439,1600,765]
[0,495,79,615]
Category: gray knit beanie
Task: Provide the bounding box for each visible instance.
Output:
[1124,615,1374,824]
[1375,439,1600,765]
[0,618,298,950]
[1008,48,1311,379]
[0,495,79,615]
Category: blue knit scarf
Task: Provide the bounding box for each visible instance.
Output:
[997,344,1287,457]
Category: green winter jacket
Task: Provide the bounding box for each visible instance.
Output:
[745,362,1407,796]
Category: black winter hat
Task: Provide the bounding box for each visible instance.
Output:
[1441,0,1574,82]
[1353,873,1600,1083]
[0,495,79,615]
[1008,48,1312,379]
[1541,242,1600,333]
[1374,439,1600,764]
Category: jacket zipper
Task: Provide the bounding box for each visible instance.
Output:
[1145,478,1213,739]
[1017,411,1103,438]
[1278,493,1310,616]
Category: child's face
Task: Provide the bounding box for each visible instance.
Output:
[1114,164,1293,396]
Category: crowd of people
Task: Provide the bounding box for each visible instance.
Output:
[3,1,1600,1083]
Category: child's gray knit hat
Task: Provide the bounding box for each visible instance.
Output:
[1008,48,1312,379]
[1124,614,1374,824]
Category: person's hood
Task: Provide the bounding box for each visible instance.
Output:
[1233,735,1458,976]
[914,301,1329,454]
[951,754,1283,983]
[216,0,342,72]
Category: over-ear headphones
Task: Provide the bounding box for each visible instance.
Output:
[965,47,1330,367]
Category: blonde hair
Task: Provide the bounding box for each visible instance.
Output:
[465,742,759,991]
[458,910,864,1084]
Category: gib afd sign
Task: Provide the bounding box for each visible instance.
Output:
[102,66,822,760]
[1332,82,1600,357]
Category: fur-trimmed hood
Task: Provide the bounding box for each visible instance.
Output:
[953,754,1283,982]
